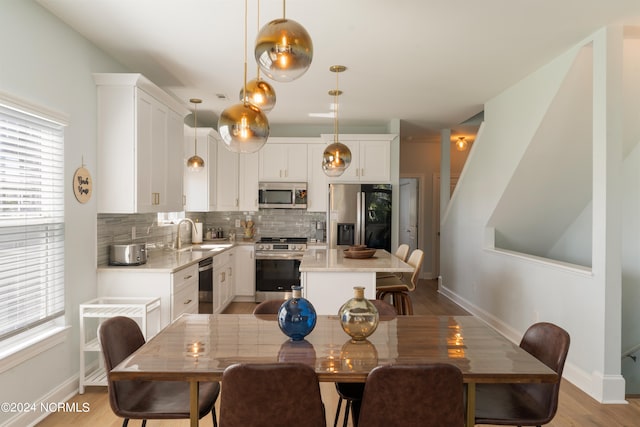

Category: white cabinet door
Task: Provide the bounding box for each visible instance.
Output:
[95,74,188,213]
[213,251,233,313]
[216,141,240,211]
[165,108,185,211]
[307,144,328,212]
[233,245,255,299]
[359,140,390,182]
[259,143,308,181]
[239,151,259,211]
[184,128,217,212]
[171,264,198,318]
[327,140,360,182]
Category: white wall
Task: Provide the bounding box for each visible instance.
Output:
[439,27,627,403]
[0,2,126,425]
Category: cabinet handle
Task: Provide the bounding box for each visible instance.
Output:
[360,168,364,176]
[221,272,226,282]
[184,299,192,305]
[184,275,193,280]
[284,169,288,178]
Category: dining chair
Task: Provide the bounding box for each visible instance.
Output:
[357,363,465,427]
[376,243,410,279]
[219,363,326,427]
[98,316,220,427]
[376,248,424,314]
[333,299,397,427]
[252,299,286,315]
[474,322,571,426]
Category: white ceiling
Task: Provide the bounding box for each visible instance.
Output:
[37,0,640,141]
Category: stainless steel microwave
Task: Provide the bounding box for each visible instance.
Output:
[258,182,307,209]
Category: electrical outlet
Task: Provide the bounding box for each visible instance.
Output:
[235,219,241,227]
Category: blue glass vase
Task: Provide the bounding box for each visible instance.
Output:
[278,286,317,341]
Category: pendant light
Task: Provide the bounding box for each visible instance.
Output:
[322,65,351,177]
[254,0,313,82]
[219,0,270,153]
[455,136,468,151]
[186,98,205,171]
[241,0,276,112]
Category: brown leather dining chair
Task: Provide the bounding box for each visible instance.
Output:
[376,248,424,314]
[252,299,286,315]
[474,322,571,426]
[358,363,465,427]
[219,363,326,427]
[333,299,397,427]
[99,316,220,427]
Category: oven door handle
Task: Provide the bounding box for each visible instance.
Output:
[255,253,304,260]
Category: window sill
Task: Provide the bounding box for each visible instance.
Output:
[0,324,70,374]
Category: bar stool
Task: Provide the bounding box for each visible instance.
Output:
[376,248,424,315]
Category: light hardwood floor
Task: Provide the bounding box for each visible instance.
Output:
[37,280,640,427]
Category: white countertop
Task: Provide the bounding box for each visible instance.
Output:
[97,240,255,273]
[299,248,413,273]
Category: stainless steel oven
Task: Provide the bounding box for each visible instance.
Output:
[255,237,307,302]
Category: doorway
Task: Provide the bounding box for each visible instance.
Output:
[399,177,420,255]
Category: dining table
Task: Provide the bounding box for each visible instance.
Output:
[109,313,558,427]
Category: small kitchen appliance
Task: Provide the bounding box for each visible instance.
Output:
[109,243,147,266]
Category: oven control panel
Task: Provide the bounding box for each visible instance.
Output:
[255,243,307,251]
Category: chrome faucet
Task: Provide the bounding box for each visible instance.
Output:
[175,218,196,250]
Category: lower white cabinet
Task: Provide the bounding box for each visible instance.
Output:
[213,250,234,313]
[233,245,255,301]
[97,263,199,328]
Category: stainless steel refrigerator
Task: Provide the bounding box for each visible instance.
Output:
[327,183,392,251]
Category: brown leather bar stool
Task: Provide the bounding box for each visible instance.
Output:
[474,322,570,427]
[252,299,286,314]
[99,316,220,427]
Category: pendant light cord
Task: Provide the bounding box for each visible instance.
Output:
[334,71,339,143]
[194,101,198,155]
[256,0,261,79]
[282,0,286,19]
[242,0,248,105]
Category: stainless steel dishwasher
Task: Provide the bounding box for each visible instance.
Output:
[198,256,214,313]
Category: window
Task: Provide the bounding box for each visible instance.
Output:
[0,100,65,342]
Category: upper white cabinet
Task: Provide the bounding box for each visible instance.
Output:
[183,127,217,212]
[94,73,189,213]
[259,139,308,181]
[216,140,240,211]
[306,143,328,212]
[321,135,396,183]
[239,151,260,211]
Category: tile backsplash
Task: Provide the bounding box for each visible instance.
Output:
[97,210,326,265]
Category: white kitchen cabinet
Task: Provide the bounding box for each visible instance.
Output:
[239,151,260,211]
[321,135,396,183]
[184,128,218,212]
[306,143,328,212]
[97,263,199,328]
[213,250,234,313]
[216,140,240,211]
[233,245,255,301]
[94,73,189,213]
[259,140,308,181]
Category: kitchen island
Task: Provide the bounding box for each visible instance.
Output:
[299,248,413,315]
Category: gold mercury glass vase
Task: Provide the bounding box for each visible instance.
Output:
[338,286,379,341]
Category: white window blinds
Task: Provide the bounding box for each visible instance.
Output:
[0,102,65,341]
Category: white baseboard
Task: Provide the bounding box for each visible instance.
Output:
[438,281,626,404]
[2,375,79,427]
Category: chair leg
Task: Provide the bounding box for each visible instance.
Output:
[333,397,343,427]
[141,420,147,427]
[212,407,218,427]
[122,419,129,427]
[343,400,351,427]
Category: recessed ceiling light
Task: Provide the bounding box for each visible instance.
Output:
[215,93,228,100]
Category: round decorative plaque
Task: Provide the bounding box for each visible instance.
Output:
[73,166,92,203]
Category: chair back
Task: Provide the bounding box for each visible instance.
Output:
[370,299,397,318]
[220,363,326,427]
[98,316,146,416]
[518,322,570,422]
[395,244,410,262]
[402,248,424,291]
[252,299,285,315]
[358,364,464,427]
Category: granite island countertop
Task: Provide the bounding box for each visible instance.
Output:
[299,248,413,273]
